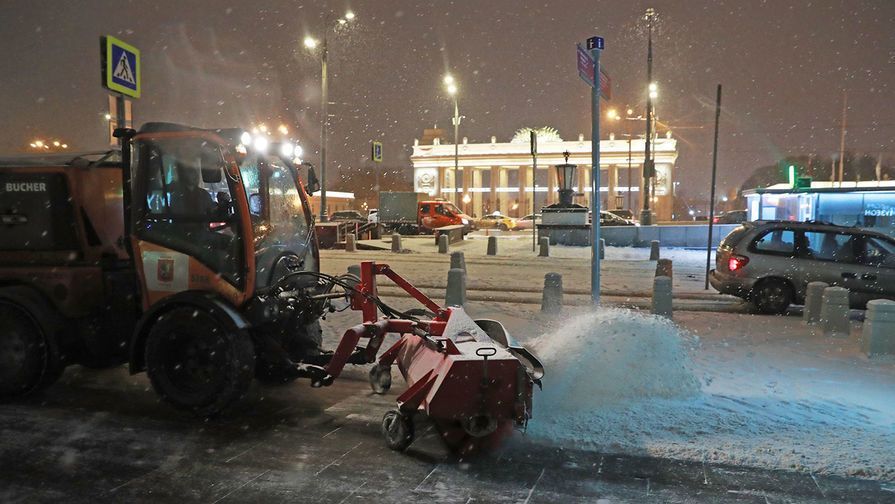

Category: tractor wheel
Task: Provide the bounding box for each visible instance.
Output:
[145,307,254,417]
[368,364,392,394]
[751,279,794,315]
[382,409,414,451]
[0,303,63,400]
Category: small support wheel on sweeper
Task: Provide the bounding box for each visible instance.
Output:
[368,364,392,394]
[381,409,414,451]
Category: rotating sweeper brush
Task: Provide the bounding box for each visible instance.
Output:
[313,261,544,455]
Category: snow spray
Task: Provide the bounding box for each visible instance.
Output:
[531,308,700,413]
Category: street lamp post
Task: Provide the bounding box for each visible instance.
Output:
[304,10,355,222]
[609,108,637,212]
[641,7,657,225]
[444,75,461,207]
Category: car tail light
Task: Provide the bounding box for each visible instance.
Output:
[728,255,749,271]
[713,217,720,223]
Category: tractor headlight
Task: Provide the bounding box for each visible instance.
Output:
[253,135,269,153]
[280,142,294,158]
[461,218,469,225]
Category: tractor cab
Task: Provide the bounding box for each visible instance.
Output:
[128,123,319,308]
[123,123,329,402]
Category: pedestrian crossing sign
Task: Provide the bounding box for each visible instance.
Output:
[102,36,141,98]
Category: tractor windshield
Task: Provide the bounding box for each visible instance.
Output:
[238,153,314,287]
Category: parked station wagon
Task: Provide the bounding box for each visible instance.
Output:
[710,221,895,314]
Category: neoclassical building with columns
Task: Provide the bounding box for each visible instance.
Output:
[409,128,679,220]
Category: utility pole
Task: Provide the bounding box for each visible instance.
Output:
[627,132,633,211]
[705,84,722,290]
[640,8,657,225]
[452,96,460,207]
[837,90,847,187]
[319,33,329,221]
[530,129,538,252]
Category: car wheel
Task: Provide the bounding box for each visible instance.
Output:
[498,224,509,231]
[145,306,255,416]
[751,279,794,315]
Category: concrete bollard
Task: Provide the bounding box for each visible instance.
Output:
[541,273,563,314]
[345,233,356,252]
[820,286,851,337]
[652,275,673,319]
[538,237,550,257]
[450,251,467,274]
[655,258,673,279]
[599,238,605,260]
[862,299,895,356]
[487,235,498,256]
[438,234,449,254]
[649,240,661,261]
[802,281,829,324]
[445,268,466,307]
[391,233,402,253]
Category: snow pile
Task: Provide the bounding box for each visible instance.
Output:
[531,308,699,410]
[525,308,895,481]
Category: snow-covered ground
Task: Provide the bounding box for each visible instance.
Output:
[364,231,716,263]
[523,308,895,481]
[331,241,722,297]
[322,244,893,481]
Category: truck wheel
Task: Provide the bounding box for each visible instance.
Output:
[145,307,254,416]
[751,279,794,315]
[0,303,63,399]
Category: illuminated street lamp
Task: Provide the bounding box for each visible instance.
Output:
[641,7,658,225]
[305,9,356,221]
[444,74,462,207]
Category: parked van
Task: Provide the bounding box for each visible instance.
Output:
[710,221,895,313]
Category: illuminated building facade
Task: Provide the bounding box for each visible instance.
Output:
[410,129,679,219]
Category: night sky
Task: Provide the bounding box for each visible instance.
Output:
[1,0,892,200]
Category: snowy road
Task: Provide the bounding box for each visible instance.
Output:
[1,247,893,501]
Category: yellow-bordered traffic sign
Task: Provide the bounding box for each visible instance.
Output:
[102,36,141,98]
[371,141,383,163]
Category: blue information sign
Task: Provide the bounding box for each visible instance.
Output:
[586,36,604,51]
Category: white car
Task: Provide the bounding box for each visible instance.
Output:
[367,208,379,224]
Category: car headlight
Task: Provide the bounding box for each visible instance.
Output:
[462,218,469,225]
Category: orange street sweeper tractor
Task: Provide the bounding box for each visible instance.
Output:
[0,123,543,452]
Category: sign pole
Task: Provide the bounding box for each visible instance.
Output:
[371,141,383,210]
[590,39,603,305]
[115,95,126,146]
[704,84,723,290]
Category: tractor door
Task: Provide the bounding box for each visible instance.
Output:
[237,153,317,290]
[130,133,254,308]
